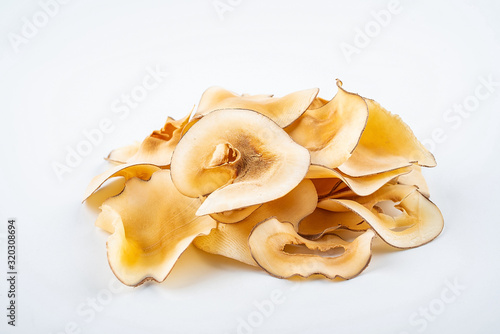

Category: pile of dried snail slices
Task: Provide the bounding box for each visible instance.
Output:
[84,80,444,287]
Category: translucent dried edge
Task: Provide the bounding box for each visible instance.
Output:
[194,86,319,127]
[83,163,161,202]
[285,80,369,169]
[209,204,262,224]
[106,142,141,164]
[338,98,436,177]
[397,165,430,198]
[105,110,192,166]
[306,164,412,197]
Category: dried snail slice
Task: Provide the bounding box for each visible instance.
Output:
[96,170,216,286]
[318,184,443,249]
[248,218,375,279]
[338,98,436,177]
[285,80,369,169]
[107,110,192,166]
[195,86,319,127]
[170,108,311,216]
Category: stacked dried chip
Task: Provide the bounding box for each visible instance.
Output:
[84,80,443,286]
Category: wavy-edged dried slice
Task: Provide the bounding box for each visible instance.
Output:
[97,170,216,286]
[209,204,261,224]
[338,99,436,177]
[106,142,141,164]
[308,97,329,109]
[285,80,368,169]
[106,111,192,166]
[193,179,317,266]
[249,218,375,279]
[298,208,368,238]
[170,108,311,216]
[194,86,319,127]
[397,165,430,198]
[306,164,412,197]
[318,184,443,249]
[83,163,161,202]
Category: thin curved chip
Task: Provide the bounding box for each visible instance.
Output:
[170,108,311,216]
[397,165,430,198]
[106,141,141,163]
[106,110,192,166]
[338,99,436,177]
[285,80,369,169]
[298,208,368,238]
[306,164,412,197]
[318,184,443,248]
[194,86,319,127]
[209,204,262,224]
[98,170,216,286]
[193,179,317,266]
[83,163,161,202]
[249,218,375,279]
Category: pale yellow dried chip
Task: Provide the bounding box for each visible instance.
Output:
[106,142,141,164]
[194,86,319,127]
[170,108,310,216]
[193,179,317,266]
[97,170,216,286]
[318,184,443,248]
[298,208,368,238]
[285,80,368,169]
[248,218,375,279]
[306,164,412,197]
[397,165,430,198]
[209,204,262,224]
[106,111,192,166]
[86,82,444,285]
[83,163,161,202]
[338,99,436,177]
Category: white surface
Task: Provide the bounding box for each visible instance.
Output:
[1,0,499,333]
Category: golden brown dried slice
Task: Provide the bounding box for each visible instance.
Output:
[194,86,319,127]
[209,204,262,224]
[97,170,216,286]
[249,218,375,279]
[285,81,368,169]
[298,208,368,237]
[83,163,161,202]
[318,184,443,249]
[106,142,141,163]
[310,178,344,198]
[106,111,192,166]
[170,108,311,216]
[306,164,412,197]
[397,165,430,198]
[338,99,436,177]
[308,96,329,109]
[193,179,317,266]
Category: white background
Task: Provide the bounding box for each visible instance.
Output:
[1,0,499,333]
